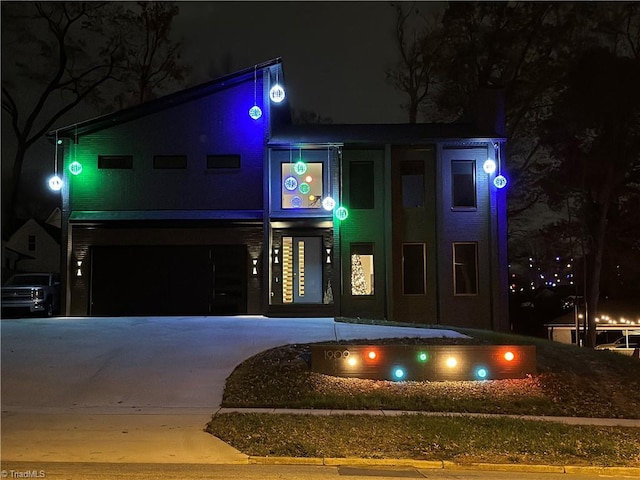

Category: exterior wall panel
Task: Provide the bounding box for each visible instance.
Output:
[438,145,493,329]
[339,148,386,319]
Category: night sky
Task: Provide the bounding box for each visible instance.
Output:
[3,1,444,211]
[173,1,432,124]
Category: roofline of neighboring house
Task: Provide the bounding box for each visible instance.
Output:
[47,57,285,141]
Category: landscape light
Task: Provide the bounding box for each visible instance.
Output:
[504,351,515,362]
[476,367,488,379]
[393,367,405,380]
[417,352,428,362]
[367,350,377,360]
[348,357,357,367]
[446,356,458,368]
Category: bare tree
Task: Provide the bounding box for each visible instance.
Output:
[385,2,444,123]
[2,2,122,232]
[1,1,189,232]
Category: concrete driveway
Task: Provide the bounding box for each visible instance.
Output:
[1,316,466,464]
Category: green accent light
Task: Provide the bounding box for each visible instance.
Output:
[418,352,428,362]
[335,206,348,221]
[299,182,310,194]
[69,161,83,175]
[294,161,307,175]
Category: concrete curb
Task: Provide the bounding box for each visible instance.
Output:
[248,456,640,475]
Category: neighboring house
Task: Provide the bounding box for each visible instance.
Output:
[2,215,61,275]
[49,58,508,330]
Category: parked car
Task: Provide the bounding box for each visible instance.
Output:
[595,333,640,351]
[1,272,60,317]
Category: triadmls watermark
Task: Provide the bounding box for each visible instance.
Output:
[1,470,46,479]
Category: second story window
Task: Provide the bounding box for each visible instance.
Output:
[28,235,36,252]
[452,160,476,208]
[401,160,424,208]
[349,161,374,209]
[281,162,323,209]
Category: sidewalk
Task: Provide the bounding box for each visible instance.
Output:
[215,407,640,428]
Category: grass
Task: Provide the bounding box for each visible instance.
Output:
[206,319,640,466]
[208,413,640,466]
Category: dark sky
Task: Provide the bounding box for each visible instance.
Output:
[173,1,431,124]
[3,1,442,218]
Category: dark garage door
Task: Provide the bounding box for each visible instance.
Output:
[90,245,247,316]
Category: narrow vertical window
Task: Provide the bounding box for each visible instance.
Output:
[453,242,478,295]
[401,160,424,208]
[28,235,36,252]
[349,161,374,209]
[351,243,374,295]
[282,237,293,303]
[298,240,305,297]
[452,160,476,208]
[403,243,426,295]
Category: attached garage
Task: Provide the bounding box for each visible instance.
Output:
[89,245,247,316]
[67,220,264,317]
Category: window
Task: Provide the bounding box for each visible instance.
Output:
[351,243,374,295]
[349,161,374,209]
[154,155,186,169]
[403,243,426,295]
[207,154,241,169]
[453,242,478,295]
[28,235,36,252]
[98,155,133,169]
[452,160,476,208]
[281,162,323,209]
[401,160,424,208]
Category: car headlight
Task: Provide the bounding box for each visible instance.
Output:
[31,288,44,299]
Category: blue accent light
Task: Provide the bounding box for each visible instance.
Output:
[494,174,507,189]
[249,105,262,120]
[284,176,298,191]
[476,367,489,379]
[392,367,406,380]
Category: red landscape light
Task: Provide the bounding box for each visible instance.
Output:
[367,350,377,360]
[503,351,515,362]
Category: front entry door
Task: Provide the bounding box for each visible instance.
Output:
[283,236,323,304]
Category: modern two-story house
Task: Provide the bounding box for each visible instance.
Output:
[49,57,509,330]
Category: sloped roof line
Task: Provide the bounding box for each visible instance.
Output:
[48,57,283,140]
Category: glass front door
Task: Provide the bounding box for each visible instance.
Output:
[282,236,323,304]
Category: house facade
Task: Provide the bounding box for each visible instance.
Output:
[51,58,508,330]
